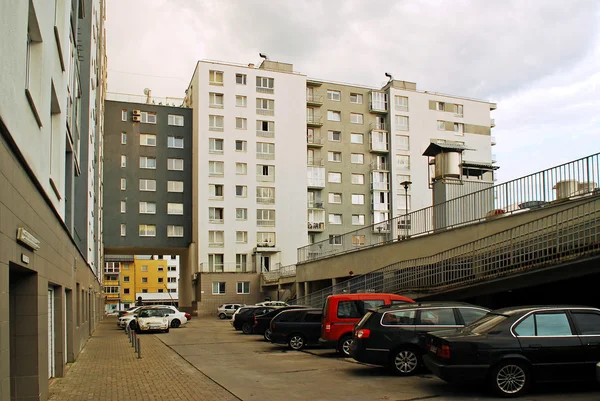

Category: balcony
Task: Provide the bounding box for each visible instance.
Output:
[307,115,323,127]
[203,262,257,273]
[257,197,275,204]
[370,161,389,171]
[209,218,224,224]
[307,136,324,147]
[307,221,325,232]
[370,181,390,191]
[104,280,119,286]
[208,240,224,248]
[306,80,322,87]
[256,130,274,138]
[491,136,497,146]
[256,108,274,116]
[257,220,275,227]
[106,293,120,300]
[491,118,496,128]
[370,139,389,153]
[306,95,323,106]
[372,203,390,211]
[307,158,324,167]
[257,152,275,160]
[307,177,325,189]
[369,102,388,114]
[307,201,324,209]
[257,174,275,182]
[370,122,387,132]
[372,222,391,233]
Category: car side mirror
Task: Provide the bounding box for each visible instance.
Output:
[165,314,170,317]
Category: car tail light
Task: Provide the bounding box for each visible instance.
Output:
[185,313,191,320]
[437,345,451,359]
[254,316,258,327]
[325,322,331,332]
[356,329,370,339]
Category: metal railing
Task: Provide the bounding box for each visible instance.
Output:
[306,95,323,103]
[307,115,323,124]
[292,197,600,308]
[262,264,297,283]
[106,92,187,107]
[298,152,600,263]
[199,262,257,273]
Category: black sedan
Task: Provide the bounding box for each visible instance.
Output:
[350,302,489,375]
[270,308,323,350]
[424,305,600,397]
[234,306,277,333]
[253,305,311,341]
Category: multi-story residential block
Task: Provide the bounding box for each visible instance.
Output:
[185,59,307,313]
[0,0,106,399]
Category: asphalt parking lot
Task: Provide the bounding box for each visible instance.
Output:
[157,317,600,401]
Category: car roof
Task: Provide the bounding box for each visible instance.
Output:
[490,305,600,316]
[278,308,321,314]
[376,301,488,313]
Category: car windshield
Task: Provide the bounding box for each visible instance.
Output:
[465,313,507,334]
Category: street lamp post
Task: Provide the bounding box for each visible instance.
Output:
[400,180,412,239]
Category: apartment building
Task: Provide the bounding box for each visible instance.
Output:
[186,59,307,313]
[0,0,106,399]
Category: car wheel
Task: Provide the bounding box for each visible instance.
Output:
[338,335,353,357]
[264,328,272,341]
[242,323,253,335]
[165,327,170,334]
[170,319,181,328]
[390,347,421,376]
[218,313,226,320]
[490,360,530,397]
[288,334,305,350]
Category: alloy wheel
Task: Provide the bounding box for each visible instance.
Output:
[170,319,180,328]
[340,338,353,356]
[264,328,272,341]
[496,364,526,395]
[289,335,305,350]
[393,349,419,374]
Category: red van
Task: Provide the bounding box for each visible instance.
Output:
[320,293,414,356]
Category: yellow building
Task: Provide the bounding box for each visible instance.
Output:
[104,256,135,312]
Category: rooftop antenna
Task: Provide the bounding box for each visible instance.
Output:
[259,53,269,60]
[384,72,393,82]
[143,88,151,104]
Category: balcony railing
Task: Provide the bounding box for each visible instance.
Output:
[257,220,276,227]
[308,201,324,208]
[257,86,274,94]
[257,175,275,182]
[370,140,389,152]
[371,161,389,171]
[372,203,390,211]
[369,102,388,113]
[256,108,275,116]
[491,136,497,146]
[372,222,391,233]
[370,122,387,131]
[209,218,224,224]
[208,240,224,247]
[307,221,325,231]
[257,197,275,204]
[306,95,323,105]
[307,116,323,126]
[200,262,257,273]
[257,152,275,160]
[297,151,600,264]
[262,264,297,282]
[256,130,274,138]
[307,158,324,167]
[307,177,325,188]
[371,181,390,191]
[307,136,324,146]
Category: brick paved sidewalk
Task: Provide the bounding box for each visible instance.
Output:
[48,320,239,401]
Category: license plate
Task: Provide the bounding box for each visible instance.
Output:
[430,345,438,353]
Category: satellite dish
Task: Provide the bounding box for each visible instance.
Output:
[143,88,150,95]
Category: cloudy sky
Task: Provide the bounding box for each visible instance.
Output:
[105,0,600,183]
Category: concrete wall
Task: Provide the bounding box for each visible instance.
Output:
[195,272,262,315]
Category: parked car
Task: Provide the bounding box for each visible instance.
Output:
[135,307,170,333]
[256,301,288,307]
[350,302,489,375]
[270,308,323,350]
[184,312,192,321]
[217,304,244,319]
[233,306,278,333]
[151,305,188,328]
[424,306,600,397]
[253,305,311,340]
[320,293,415,356]
[118,306,144,329]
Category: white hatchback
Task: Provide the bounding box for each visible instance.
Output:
[135,308,170,333]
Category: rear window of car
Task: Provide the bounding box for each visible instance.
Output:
[467,313,508,334]
[276,311,304,322]
[459,308,488,325]
[356,311,373,328]
[381,310,416,326]
[418,308,457,325]
[338,300,383,318]
[304,312,322,323]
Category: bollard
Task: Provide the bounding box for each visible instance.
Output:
[137,338,141,359]
[132,332,136,349]
[134,333,138,352]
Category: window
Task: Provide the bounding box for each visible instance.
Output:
[256,76,274,92]
[120,224,126,236]
[139,201,156,214]
[351,153,364,164]
[571,312,600,335]
[328,130,341,142]
[236,231,248,243]
[208,230,224,247]
[168,277,177,283]
[168,158,184,171]
[212,282,226,294]
[140,111,157,124]
[397,155,410,170]
[236,95,247,107]
[209,70,223,85]
[371,92,388,111]
[236,208,247,220]
[121,110,127,121]
[453,104,463,116]
[453,122,464,135]
[236,162,247,175]
[350,113,363,124]
[141,265,148,272]
[256,142,275,159]
[237,282,250,294]
[256,98,275,114]
[328,172,342,183]
[327,90,341,101]
[123,276,130,283]
[167,203,184,215]
[235,140,247,152]
[395,96,408,112]
[120,155,127,167]
[256,187,275,203]
[382,310,416,326]
[256,120,275,137]
[208,92,225,108]
[328,214,342,225]
[459,308,488,325]
[209,115,224,130]
[209,161,224,176]
[168,289,176,293]
[167,225,184,237]
[157,266,164,272]
[435,101,445,111]
[418,308,457,325]
[157,277,164,284]
[257,209,275,226]
[141,277,148,284]
[120,178,126,190]
[236,118,247,130]
[352,194,365,205]
[139,225,156,237]
[328,193,342,204]
[351,173,364,185]
[350,133,363,144]
[235,185,247,197]
[350,93,363,104]
[236,73,247,85]
[352,214,365,225]
[328,151,342,162]
[167,180,183,192]
[395,115,409,131]
[327,110,341,121]
[437,120,445,130]
[209,184,223,199]
[257,232,275,246]
[352,235,365,246]
[121,132,127,144]
[329,235,342,245]
[396,135,409,151]
[209,207,224,223]
[168,136,184,149]
[139,156,156,169]
[168,114,184,126]
[140,133,156,146]
[257,164,275,181]
[209,138,224,154]
[120,201,126,213]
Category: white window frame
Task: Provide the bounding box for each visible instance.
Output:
[350,93,363,104]
[257,232,275,246]
[395,96,408,112]
[212,281,226,294]
[352,214,365,225]
[328,130,341,142]
[208,92,224,108]
[395,115,409,131]
[236,254,248,271]
[167,158,184,171]
[120,201,126,213]
[139,156,156,169]
[120,178,126,190]
[328,214,342,225]
[328,151,342,163]
[236,281,250,295]
[327,110,341,122]
[257,209,276,226]
[350,133,363,144]
[236,208,248,221]
[328,172,342,183]
[352,194,365,205]
[167,203,184,215]
[139,179,156,192]
[209,184,224,199]
[236,95,247,107]
[236,73,247,85]
[139,224,156,237]
[350,113,363,124]
[139,201,156,215]
[168,114,184,126]
[208,230,224,247]
[167,225,184,238]
[256,142,275,159]
[168,136,184,149]
[120,224,126,236]
[328,193,342,204]
[140,111,157,124]
[209,70,223,85]
[329,235,342,246]
[236,231,248,244]
[209,115,224,131]
[327,90,341,101]
[120,155,126,167]
[437,120,446,130]
[235,185,247,198]
[121,132,127,144]
[397,155,410,170]
[351,153,364,164]
[209,138,224,154]
[208,161,224,176]
[351,173,364,185]
[121,110,127,121]
[140,133,157,147]
[167,180,183,192]
[209,207,224,223]
[236,117,247,130]
[236,162,247,175]
[396,135,410,151]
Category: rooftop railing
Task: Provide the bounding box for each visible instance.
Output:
[297,152,600,263]
[106,92,187,107]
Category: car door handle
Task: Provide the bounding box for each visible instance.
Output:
[528,344,542,349]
